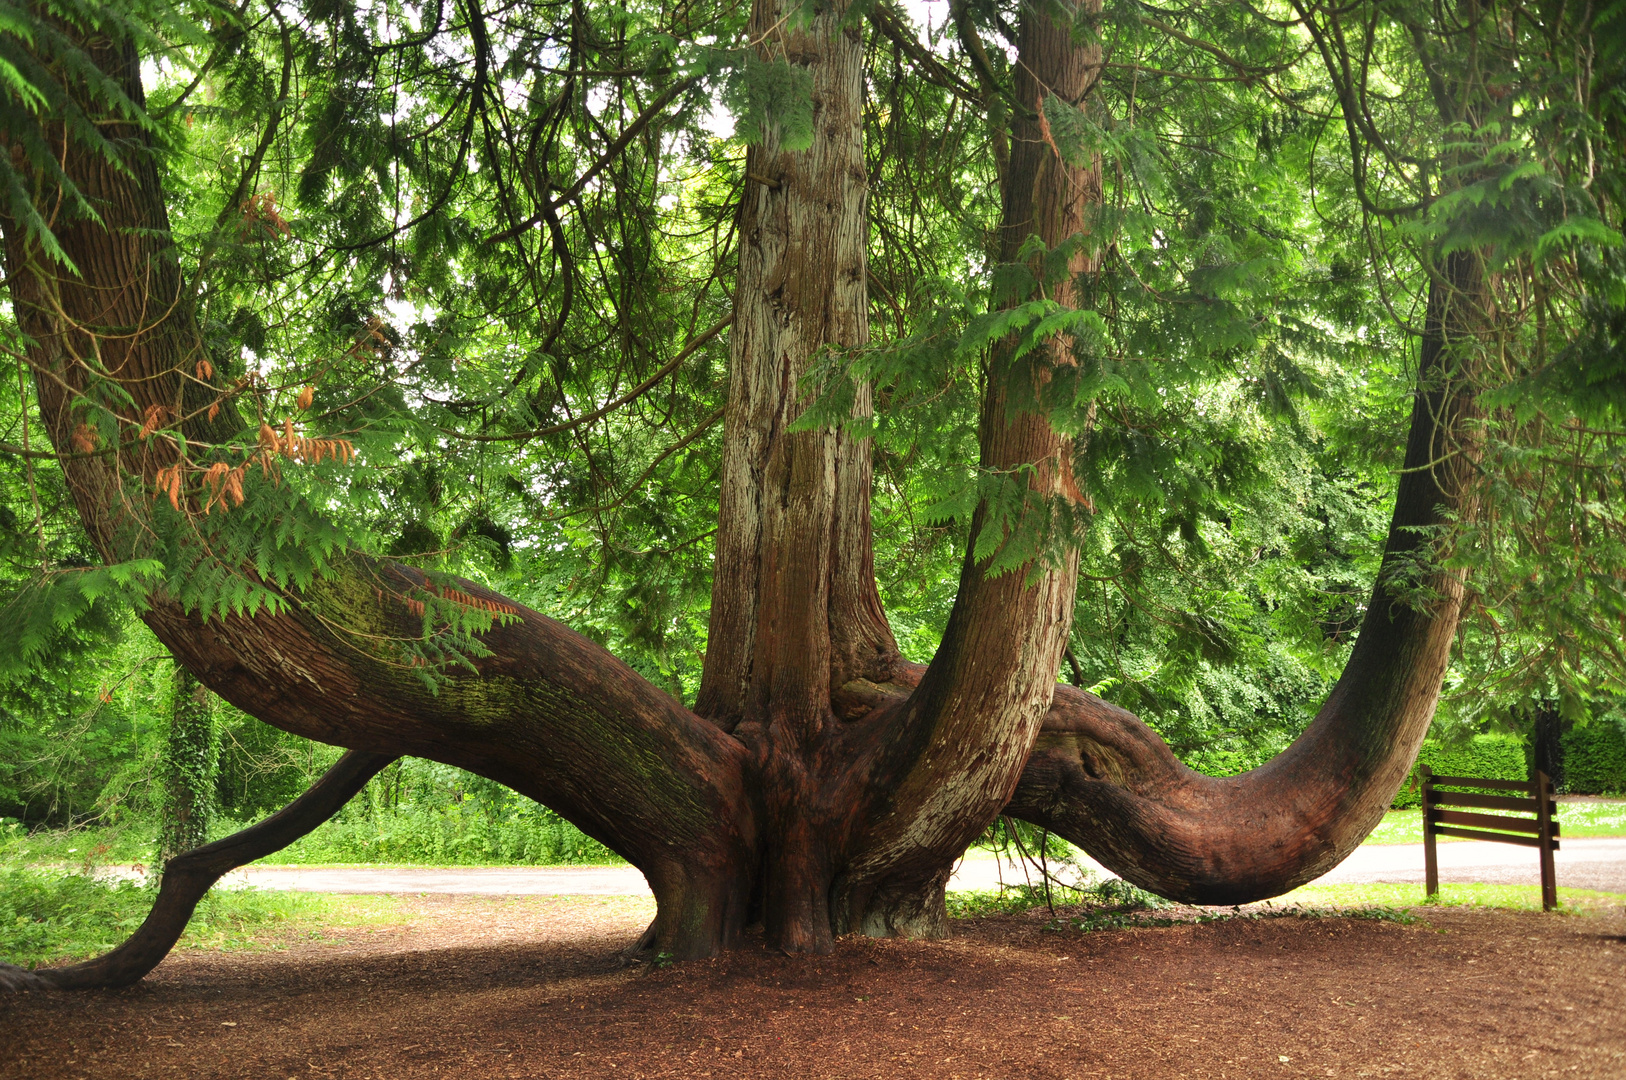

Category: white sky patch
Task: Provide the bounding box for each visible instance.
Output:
[898,0,946,43]
[384,294,435,330]
[701,99,735,139]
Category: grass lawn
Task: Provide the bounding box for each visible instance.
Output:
[1364,800,1626,844]
[0,867,403,969]
[1278,879,1626,913]
[6,800,1622,876]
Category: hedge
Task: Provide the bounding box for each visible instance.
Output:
[1392,733,1529,809]
[1562,719,1626,795]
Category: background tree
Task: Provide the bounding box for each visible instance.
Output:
[157,663,216,862]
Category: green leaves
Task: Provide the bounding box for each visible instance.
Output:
[0,561,164,684]
[725,52,815,151]
[1533,217,1624,266]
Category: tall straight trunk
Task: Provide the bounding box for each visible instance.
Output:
[826,0,1103,937]
[694,0,899,952]
[697,0,897,727]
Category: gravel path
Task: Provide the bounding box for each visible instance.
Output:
[194,835,1626,896]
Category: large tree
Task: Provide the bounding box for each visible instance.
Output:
[0,0,1620,991]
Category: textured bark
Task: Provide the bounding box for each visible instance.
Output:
[689,0,1107,950]
[1003,251,1487,902]
[0,751,394,992]
[826,0,1103,937]
[697,0,897,733]
[692,0,899,954]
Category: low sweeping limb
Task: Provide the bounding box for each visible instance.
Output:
[0,750,396,992]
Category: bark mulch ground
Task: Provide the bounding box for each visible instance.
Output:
[1,894,1621,1080]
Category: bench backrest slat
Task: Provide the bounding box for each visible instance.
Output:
[1425,774,1535,793]
[1426,790,1539,813]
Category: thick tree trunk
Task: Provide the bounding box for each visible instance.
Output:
[698,0,897,729]
[694,0,900,953]
[689,0,1106,949]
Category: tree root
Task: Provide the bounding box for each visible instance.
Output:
[0,750,396,992]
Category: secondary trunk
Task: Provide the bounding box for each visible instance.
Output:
[823,0,1104,937]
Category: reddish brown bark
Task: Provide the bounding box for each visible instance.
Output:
[694,0,900,953]
[825,0,1104,938]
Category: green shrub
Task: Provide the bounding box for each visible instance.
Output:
[1562,719,1626,795]
[1392,733,1529,808]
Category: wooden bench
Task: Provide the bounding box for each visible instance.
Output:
[1420,766,1560,911]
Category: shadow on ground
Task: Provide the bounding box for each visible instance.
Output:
[1,895,1622,1079]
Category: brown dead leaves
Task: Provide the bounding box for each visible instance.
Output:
[394,583,519,622]
[154,463,184,511]
[426,582,519,617]
[257,418,356,467]
[138,404,171,439]
[239,191,291,241]
[199,461,247,512]
[151,417,355,516]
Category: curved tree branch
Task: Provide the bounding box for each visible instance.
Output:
[1004,251,1487,903]
[0,751,396,992]
[0,29,757,963]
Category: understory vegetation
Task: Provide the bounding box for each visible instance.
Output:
[4,639,1622,867]
[0,866,401,968]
